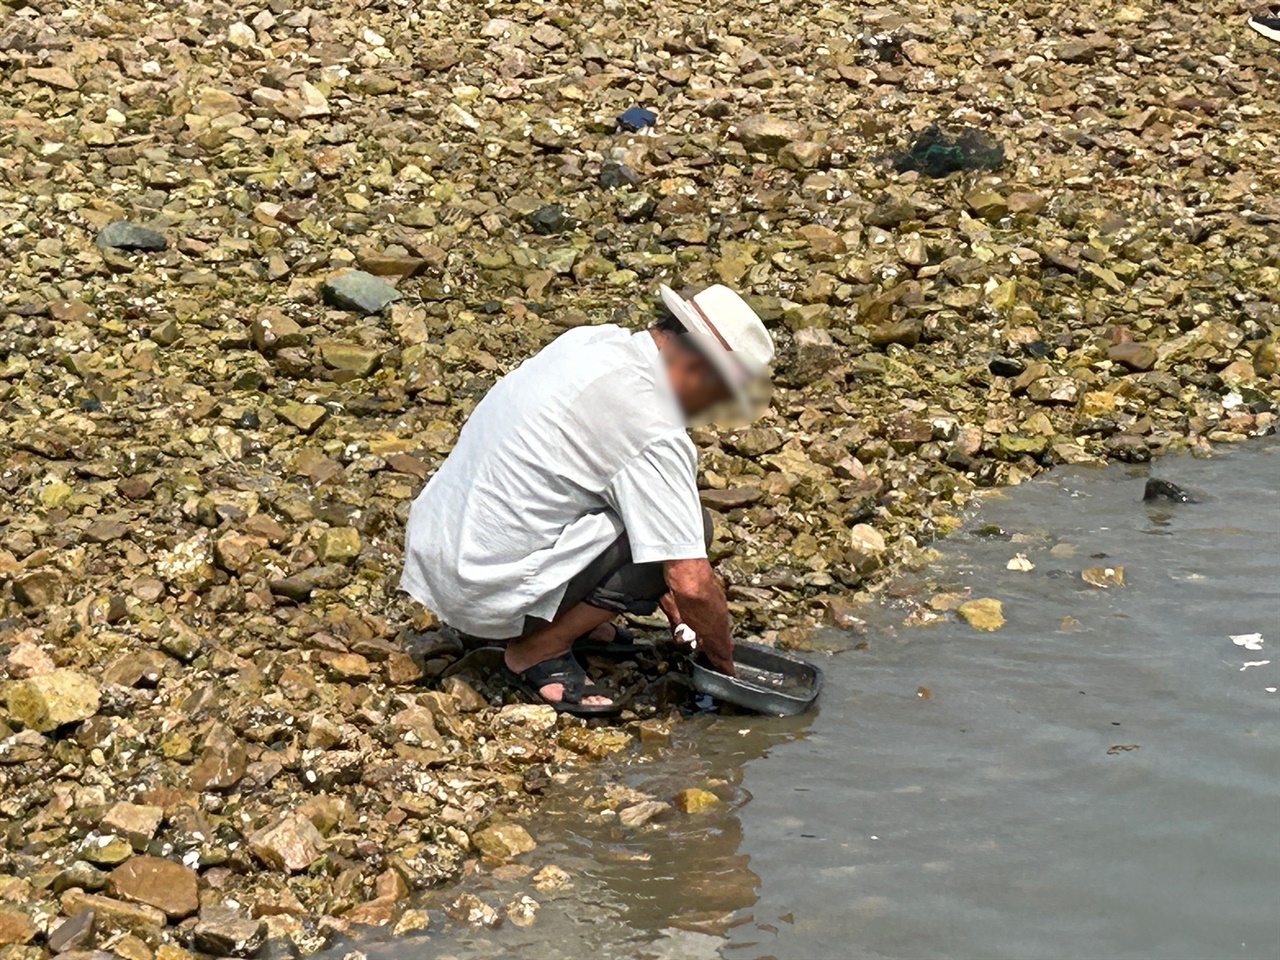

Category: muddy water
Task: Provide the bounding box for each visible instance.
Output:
[343,441,1279,960]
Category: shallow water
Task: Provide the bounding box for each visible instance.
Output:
[341,441,1279,960]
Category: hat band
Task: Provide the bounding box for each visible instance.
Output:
[687,297,734,353]
[686,297,756,385]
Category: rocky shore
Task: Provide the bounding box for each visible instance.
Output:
[0,0,1276,955]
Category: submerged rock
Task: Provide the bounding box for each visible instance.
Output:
[471,821,536,863]
[1144,479,1196,503]
[957,598,1005,631]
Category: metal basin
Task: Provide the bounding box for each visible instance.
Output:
[688,641,823,716]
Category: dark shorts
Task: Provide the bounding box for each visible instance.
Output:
[522,508,714,634]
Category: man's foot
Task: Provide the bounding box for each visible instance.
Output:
[1248,13,1280,42]
[502,648,617,711]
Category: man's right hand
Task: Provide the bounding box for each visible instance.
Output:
[663,558,735,676]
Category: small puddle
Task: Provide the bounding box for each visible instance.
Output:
[332,439,1280,960]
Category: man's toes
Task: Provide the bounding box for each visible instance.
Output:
[582,695,613,706]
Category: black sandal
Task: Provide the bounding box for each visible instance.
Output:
[502,651,624,717]
[573,622,647,660]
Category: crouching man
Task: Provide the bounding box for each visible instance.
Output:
[400,285,774,716]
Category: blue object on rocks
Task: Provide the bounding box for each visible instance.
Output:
[616,106,657,132]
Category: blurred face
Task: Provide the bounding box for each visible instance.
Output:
[661,337,732,416]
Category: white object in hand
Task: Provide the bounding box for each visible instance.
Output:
[674,623,697,649]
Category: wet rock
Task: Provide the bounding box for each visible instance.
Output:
[471,821,536,863]
[504,894,539,927]
[1081,566,1125,589]
[532,864,572,891]
[108,857,199,919]
[96,222,167,252]
[193,905,267,958]
[444,894,502,928]
[672,788,721,813]
[1143,479,1195,503]
[847,524,887,575]
[392,909,431,936]
[618,800,671,827]
[957,598,1005,631]
[2,669,100,732]
[321,271,402,315]
[248,814,326,873]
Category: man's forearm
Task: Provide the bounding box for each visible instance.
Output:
[664,558,735,674]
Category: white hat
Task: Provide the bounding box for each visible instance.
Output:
[658,283,775,409]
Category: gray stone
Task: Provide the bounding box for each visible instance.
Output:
[96,221,167,251]
[321,270,402,314]
[47,907,94,953]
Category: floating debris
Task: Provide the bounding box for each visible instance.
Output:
[1230,633,1265,651]
[1082,566,1125,588]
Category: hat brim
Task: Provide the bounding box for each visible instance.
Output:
[659,284,756,413]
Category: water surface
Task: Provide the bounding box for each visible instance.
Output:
[343,441,1279,960]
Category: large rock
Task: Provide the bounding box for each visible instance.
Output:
[96,221,167,251]
[108,857,200,919]
[733,114,806,154]
[2,669,100,732]
[321,270,402,314]
[248,814,326,872]
[471,821,536,863]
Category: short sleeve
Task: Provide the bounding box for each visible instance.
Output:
[605,435,707,564]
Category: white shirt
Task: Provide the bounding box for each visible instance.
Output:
[400,325,707,639]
